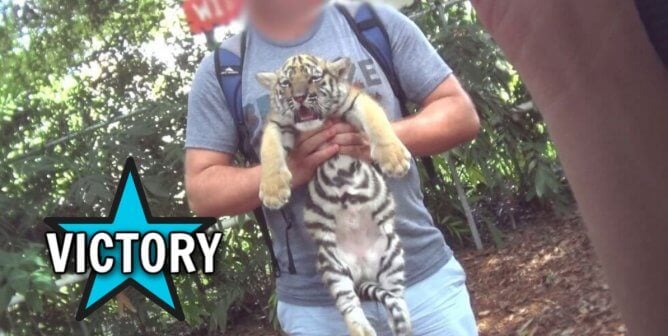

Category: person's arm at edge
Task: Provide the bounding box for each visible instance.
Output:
[470,0,668,334]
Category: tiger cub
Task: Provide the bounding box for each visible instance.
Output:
[256,54,412,336]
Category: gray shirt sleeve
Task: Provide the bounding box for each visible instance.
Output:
[185,53,238,154]
[374,4,453,104]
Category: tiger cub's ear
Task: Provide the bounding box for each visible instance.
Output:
[327,57,352,80]
[256,72,278,90]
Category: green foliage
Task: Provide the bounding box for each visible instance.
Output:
[1,0,273,334]
[0,0,573,334]
[407,0,572,246]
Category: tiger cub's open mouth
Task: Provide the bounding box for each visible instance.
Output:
[295,106,319,123]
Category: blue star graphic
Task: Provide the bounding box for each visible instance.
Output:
[45,158,216,321]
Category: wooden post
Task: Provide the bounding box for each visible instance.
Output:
[446,154,483,250]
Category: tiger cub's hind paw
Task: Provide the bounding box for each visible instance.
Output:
[372,141,411,178]
[259,166,292,209]
[349,322,377,336]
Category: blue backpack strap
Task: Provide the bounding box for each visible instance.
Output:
[213,32,286,278]
[336,2,443,187]
[335,3,408,116]
[213,31,259,164]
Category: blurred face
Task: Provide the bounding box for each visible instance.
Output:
[257,55,352,132]
[247,0,325,23]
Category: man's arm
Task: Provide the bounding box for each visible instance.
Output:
[336,75,479,159]
[393,75,479,156]
[378,4,480,156]
[185,127,340,218]
[185,150,262,217]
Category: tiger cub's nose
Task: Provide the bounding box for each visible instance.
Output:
[293,95,306,104]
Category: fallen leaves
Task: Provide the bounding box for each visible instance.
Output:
[458,215,627,336]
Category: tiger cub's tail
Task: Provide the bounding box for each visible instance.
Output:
[358,282,412,336]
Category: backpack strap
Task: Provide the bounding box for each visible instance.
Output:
[335,3,407,115]
[335,3,443,187]
[253,208,282,277]
[214,32,284,278]
[214,31,260,164]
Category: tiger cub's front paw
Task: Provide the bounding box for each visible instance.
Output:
[259,166,292,209]
[372,141,411,178]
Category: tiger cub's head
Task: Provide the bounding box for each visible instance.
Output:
[256,54,352,132]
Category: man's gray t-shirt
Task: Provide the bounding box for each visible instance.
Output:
[186,2,454,306]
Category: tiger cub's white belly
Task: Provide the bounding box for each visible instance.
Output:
[335,206,388,282]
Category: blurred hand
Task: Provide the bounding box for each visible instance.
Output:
[287,121,340,188]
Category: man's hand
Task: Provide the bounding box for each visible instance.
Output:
[285,121,370,189]
[328,122,371,162]
[287,121,340,188]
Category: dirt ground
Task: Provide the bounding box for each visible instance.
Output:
[226,215,627,335]
[461,215,626,335]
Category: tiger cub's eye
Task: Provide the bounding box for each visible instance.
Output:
[311,75,323,82]
[279,80,290,87]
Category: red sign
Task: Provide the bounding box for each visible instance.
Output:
[183,0,243,34]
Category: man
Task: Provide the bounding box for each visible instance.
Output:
[184,0,480,334]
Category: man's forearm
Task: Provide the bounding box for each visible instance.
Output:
[393,94,479,157]
[187,164,262,217]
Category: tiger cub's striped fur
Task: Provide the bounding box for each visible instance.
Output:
[257,54,412,336]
